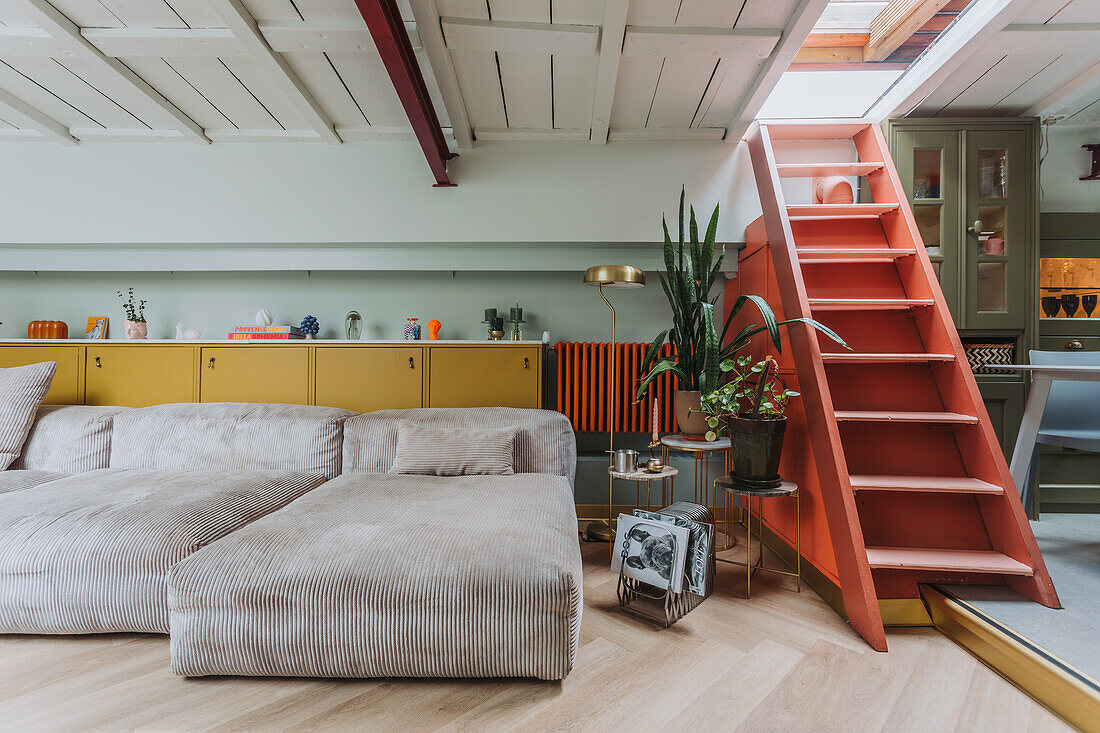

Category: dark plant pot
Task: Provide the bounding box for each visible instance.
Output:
[673,390,709,438]
[729,414,787,487]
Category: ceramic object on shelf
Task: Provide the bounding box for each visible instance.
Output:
[300,315,319,339]
[428,319,442,340]
[255,308,273,327]
[124,320,148,340]
[813,175,854,205]
[345,311,362,340]
[174,324,201,340]
[27,320,68,339]
[404,318,421,341]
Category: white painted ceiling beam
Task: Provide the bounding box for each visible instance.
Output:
[622,27,781,59]
[590,0,630,145]
[408,0,472,148]
[725,0,830,142]
[992,24,1100,55]
[259,21,421,54]
[0,85,76,145]
[86,29,245,58]
[865,0,1036,120]
[1028,60,1100,119]
[19,0,209,144]
[441,17,599,56]
[204,0,339,144]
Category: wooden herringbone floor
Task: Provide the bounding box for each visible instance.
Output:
[0,528,1071,732]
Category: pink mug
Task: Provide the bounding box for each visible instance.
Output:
[984,238,1005,255]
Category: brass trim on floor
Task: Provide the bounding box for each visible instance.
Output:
[922,585,1100,733]
[878,598,934,627]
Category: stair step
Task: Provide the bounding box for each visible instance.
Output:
[808,298,935,311]
[797,248,916,262]
[865,547,1033,575]
[834,410,979,424]
[787,203,898,219]
[821,352,955,364]
[761,121,873,141]
[850,474,1003,495]
[777,163,884,178]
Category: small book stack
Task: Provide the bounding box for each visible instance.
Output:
[226,326,304,341]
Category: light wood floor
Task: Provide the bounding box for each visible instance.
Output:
[0,529,1071,732]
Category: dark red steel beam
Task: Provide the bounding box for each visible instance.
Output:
[354,0,456,187]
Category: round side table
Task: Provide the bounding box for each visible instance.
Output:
[715,476,800,598]
[660,435,736,550]
[592,465,678,555]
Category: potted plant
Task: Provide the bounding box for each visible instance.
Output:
[698,354,797,488]
[635,188,844,437]
[117,288,148,340]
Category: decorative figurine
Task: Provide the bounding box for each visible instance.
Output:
[255,308,273,327]
[175,324,201,340]
[428,319,442,340]
[404,318,421,340]
[345,311,362,340]
[300,315,320,339]
[489,316,505,340]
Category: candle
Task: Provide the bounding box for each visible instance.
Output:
[652,398,659,444]
[483,308,497,323]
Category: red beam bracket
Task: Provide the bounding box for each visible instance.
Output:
[354,0,456,187]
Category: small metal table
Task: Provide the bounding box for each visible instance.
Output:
[660,435,736,550]
[715,476,800,598]
[600,465,678,556]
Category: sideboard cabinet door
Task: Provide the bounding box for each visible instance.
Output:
[315,347,424,412]
[199,346,308,405]
[428,346,540,408]
[0,346,83,404]
[86,346,193,407]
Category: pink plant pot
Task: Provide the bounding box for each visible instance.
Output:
[124,320,148,340]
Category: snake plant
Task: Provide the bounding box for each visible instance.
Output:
[635,188,849,400]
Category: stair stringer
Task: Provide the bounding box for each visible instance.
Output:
[745,121,889,652]
[853,123,1059,609]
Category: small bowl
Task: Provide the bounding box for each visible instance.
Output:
[644,459,665,473]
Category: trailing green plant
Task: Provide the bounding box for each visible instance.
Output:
[635,187,849,399]
[117,288,146,323]
[698,356,798,441]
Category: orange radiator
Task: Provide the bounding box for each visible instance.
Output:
[554,341,679,433]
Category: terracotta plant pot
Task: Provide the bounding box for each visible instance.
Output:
[729,414,787,488]
[124,320,148,340]
[673,390,710,439]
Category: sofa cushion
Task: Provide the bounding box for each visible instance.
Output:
[169,472,583,680]
[343,408,576,484]
[13,405,129,474]
[389,422,517,476]
[109,403,354,479]
[0,469,66,494]
[0,468,326,634]
[0,362,56,470]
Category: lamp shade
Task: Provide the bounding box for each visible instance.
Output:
[583,265,646,288]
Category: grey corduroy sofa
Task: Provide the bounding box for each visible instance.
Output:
[0,402,582,681]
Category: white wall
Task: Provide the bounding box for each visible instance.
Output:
[0,139,760,245]
[1041,125,1100,212]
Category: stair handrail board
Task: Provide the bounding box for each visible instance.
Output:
[852,124,1059,610]
[746,120,888,652]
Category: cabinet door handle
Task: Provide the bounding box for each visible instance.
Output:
[208,357,216,368]
[966,219,995,237]
[408,356,415,369]
[523,357,529,370]
[94,356,101,368]
[1065,340,1085,351]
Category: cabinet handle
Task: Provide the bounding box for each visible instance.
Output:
[1065,340,1085,351]
[408,356,415,369]
[523,357,529,370]
[208,357,216,368]
[94,356,101,368]
[966,219,995,237]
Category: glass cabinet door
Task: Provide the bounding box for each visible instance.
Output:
[964,130,1027,329]
[896,130,960,322]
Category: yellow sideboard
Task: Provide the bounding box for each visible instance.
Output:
[0,341,543,411]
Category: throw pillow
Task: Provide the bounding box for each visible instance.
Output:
[0,362,57,470]
[389,422,517,476]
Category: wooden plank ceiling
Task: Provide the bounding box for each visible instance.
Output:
[0,0,828,145]
[906,0,1099,124]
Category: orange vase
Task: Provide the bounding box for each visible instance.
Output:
[27,320,68,339]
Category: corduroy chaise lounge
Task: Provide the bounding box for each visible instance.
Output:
[0,402,582,680]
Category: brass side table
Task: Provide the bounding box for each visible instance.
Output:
[598,465,679,556]
[715,476,800,598]
[660,435,735,550]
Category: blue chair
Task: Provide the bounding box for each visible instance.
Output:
[1022,350,1100,515]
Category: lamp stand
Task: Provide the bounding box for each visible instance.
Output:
[586,282,616,543]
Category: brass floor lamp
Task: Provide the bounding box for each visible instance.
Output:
[583,265,646,541]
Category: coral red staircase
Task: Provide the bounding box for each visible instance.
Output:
[741,120,1059,651]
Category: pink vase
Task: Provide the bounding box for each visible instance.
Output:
[124,320,148,340]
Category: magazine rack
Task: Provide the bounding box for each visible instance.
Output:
[616,502,715,628]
